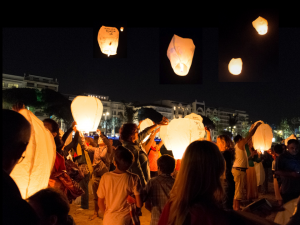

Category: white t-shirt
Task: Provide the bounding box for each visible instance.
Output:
[233,143,249,168]
[97,171,142,225]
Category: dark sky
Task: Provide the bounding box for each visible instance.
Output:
[2,12,300,126]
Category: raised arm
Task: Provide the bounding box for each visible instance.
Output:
[244,122,262,144]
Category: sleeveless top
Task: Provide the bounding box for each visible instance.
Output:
[232,143,249,169]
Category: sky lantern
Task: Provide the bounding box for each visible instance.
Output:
[10,109,56,199]
[120,27,124,32]
[252,121,273,151]
[139,118,154,143]
[160,118,200,170]
[228,58,243,75]
[71,96,103,133]
[167,34,195,76]
[184,113,206,139]
[97,26,119,57]
[252,16,268,35]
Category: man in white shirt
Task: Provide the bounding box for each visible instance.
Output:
[232,122,262,211]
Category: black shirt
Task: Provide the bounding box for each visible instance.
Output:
[222,150,235,185]
[2,170,39,225]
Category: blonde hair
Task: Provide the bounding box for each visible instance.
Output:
[168,141,225,225]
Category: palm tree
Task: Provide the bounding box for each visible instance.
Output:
[228,114,239,134]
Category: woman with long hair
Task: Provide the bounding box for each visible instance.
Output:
[216,135,236,210]
[158,141,228,224]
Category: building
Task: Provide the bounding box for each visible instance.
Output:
[2,73,59,91]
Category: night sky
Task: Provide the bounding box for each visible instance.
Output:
[2,11,300,126]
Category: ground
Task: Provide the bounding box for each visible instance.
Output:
[69,179,279,225]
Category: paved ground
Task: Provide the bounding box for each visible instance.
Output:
[69,179,280,225]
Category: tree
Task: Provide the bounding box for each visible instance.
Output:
[121,101,138,123]
[278,118,293,139]
[228,114,239,133]
[40,89,73,128]
[2,88,41,110]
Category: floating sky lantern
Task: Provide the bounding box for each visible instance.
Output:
[97,26,119,57]
[228,58,243,75]
[252,16,268,35]
[120,27,124,32]
[10,109,56,199]
[252,121,273,151]
[167,34,195,76]
[71,96,103,133]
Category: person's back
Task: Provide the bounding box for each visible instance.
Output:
[97,146,142,225]
[144,155,175,225]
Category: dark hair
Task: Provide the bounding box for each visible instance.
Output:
[114,146,134,171]
[2,109,31,166]
[274,144,284,155]
[157,154,175,174]
[27,188,70,224]
[218,135,236,162]
[119,123,137,142]
[287,139,299,146]
[12,102,25,111]
[234,135,243,144]
[43,118,63,149]
[114,140,122,147]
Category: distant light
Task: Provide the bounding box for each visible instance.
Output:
[272,138,275,142]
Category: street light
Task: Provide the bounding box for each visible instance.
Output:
[105,112,109,135]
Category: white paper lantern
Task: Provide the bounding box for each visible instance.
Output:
[10,109,56,199]
[167,34,195,76]
[97,26,119,57]
[228,58,243,75]
[71,96,103,133]
[184,113,206,139]
[139,118,154,143]
[252,16,268,35]
[252,122,273,151]
[160,118,200,159]
[285,134,297,146]
[120,27,124,32]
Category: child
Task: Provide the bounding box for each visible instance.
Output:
[97,146,142,225]
[143,154,175,225]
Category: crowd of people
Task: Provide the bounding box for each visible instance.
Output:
[2,107,300,225]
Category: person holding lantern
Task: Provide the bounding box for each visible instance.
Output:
[275,139,300,204]
[216,134,236,210]
[119,117,169,188]
[232,122,262,211]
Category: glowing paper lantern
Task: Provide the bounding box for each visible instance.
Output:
[252,16,268,35]
[160,118,200,159]
[285,134,297,146]
[167,34,195,76]
[71,96,103,133]
[184,113,206,139]
[252,121,273,151]
[97,26,119,57]
[10,109,56,199]
[120,27,124,32]
[139,118,154,143]
[228,58,243,75]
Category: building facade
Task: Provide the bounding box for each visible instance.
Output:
[3,73,59,91]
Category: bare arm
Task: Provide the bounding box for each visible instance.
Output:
[157,140,164,151]
[98,198,106,213]
[135,194,143,208]
[205,127,212,142]
[144,132,156,154]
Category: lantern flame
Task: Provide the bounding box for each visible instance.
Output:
[228,58,243,75]
[180,63,184,72]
